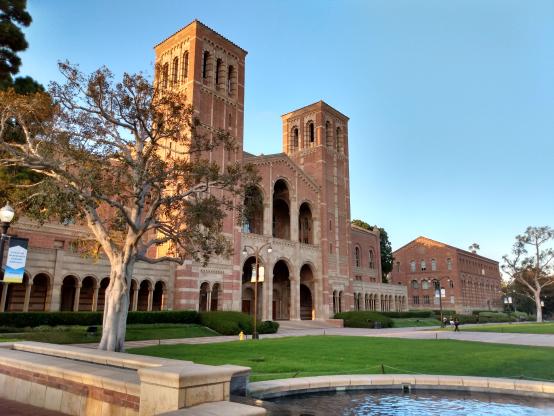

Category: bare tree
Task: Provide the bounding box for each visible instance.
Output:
[502,226,554,322]
[0,63,258,351]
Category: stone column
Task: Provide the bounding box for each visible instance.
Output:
[92,287,99,312]
[0,284,8,312]
[207,291,212,311]
[290,277,300,320]
[132,287,139,311]
[262,265,273,321]
[23,283,32,312]
[147,288,153,311]
[73,283,81,312]
[376,295,382,311]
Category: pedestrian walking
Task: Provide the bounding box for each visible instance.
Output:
[454,317,460,332]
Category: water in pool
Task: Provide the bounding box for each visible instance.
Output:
[257,390,554,415]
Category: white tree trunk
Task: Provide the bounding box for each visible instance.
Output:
[534,291,543,323]
[98,257,135,352]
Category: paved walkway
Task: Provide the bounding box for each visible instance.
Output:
[74,323,554,350]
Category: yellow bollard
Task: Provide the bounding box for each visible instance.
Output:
[239,331,245,341]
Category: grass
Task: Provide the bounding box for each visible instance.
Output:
[128,335,554,382]
[391,318,441,328]
[461,322,554,334]
[0,323,217,344]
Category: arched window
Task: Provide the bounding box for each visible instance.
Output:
[182,51,189,80]
[227,65,234,95]
[369,249,375,269]
[172,57,179,85]
[354,247,360,268]
[308,122,315,145]
[410,260,416,272]
[325,121,332,146]
[215,58,223,87]
[162,63,169,89]
[290,127,299,152]
[336,127,342,152]
[431,259,437,271]
[420,260,427,271]
[411,280,419,289]
[202,51,210,79]
[422,280,429,290]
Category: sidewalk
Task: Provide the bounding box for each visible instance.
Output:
[74,323,554,350]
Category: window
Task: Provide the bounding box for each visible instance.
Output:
[410,260,416,272]
[422,280,429,290]
[215,58,223,87]
[336,127,342,152]
[329,220,332,231]
[396,261,400,272]
[420,260,426,271]
[481,268,485,275]
[325,121,332,146]
[227,65,234,95]
[447,258,452,270]
[431,259,437,271]
[423,295,430,304]
[412,295,420,305]
[162,63,169,89]
[449,280,454,288]
[329,243,333,254]
[172,57,179,85]
[308,122,315,145]
[291,127,299,151]
[411,280,419,289]
[202,51,210,79]
[182,51,189,80]
[354,247,360,267]
[369,250,375,269]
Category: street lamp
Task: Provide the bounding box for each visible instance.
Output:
[242,242,272,340]
[432,277,451,327]
[0,203,15,276]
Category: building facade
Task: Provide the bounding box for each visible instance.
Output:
[389,236,502,314]
[0,20,407,319]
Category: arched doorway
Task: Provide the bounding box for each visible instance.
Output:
[338,291,343,313]
[199,282,209,312]
[97,277,109,312]
[332,290,338,315]
[60,275,78,311]
[273,179,290,240]
[243,185,264,234]
[298,203,313,244]
[300,264,314,320]
[5,274,29,311]
[211,283,221,311]
[29,273,50,311]
[78,276,96,311]
[137,280,151,311]
[241,256,263,316]
[272,260,290,320]
[152,281,165,311]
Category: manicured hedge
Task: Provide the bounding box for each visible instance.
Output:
[198,311,279,335]
[382,311,434,319]
[455,314,479,324]
[334,311,393,328]
[0,311,199,328]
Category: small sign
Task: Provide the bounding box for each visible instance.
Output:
[435,288,446,298]
[3,238,29,283]
[250,265,265,283]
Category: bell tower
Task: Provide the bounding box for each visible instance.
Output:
[281,101,352,312]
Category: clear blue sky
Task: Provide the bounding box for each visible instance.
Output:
[20,0,554,264]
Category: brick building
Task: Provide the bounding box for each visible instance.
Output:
[1,20,407,318]
[389,236,502,314]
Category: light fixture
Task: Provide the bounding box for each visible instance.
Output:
[267,246,272,254]
[242,246,247,256]
[0,203,14,224]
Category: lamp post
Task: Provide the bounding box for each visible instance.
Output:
[433,277,451,327]
[0,203,15,276]
[242,242,272,340]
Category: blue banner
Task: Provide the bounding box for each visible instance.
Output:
[3,238,29,284]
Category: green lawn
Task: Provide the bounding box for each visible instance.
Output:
[0,323,217,344]
[461,322,554,334]
[391,318,441,328]
[128,335,554,382]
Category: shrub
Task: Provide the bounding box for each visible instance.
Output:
[382,311,434,319]
[0,310,199,328]
[199,311,254,335]
[456,314,478,324]
[257,320,279,334]
[334,311,393,328]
